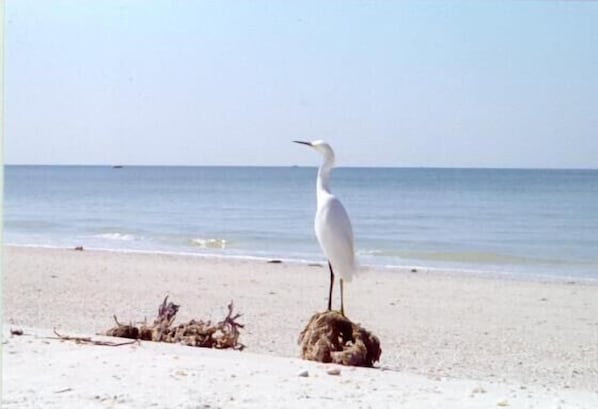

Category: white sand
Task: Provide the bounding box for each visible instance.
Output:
[3,246,598,408]
[4,326,597,409]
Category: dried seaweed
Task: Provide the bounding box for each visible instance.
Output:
[49,329,139,347]
[298,310,381,367]
[106,296,244,350]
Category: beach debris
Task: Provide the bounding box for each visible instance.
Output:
[298,310,381,367]
[174,369,188,377]
[267,259,283,264]
[297,369,309,377]
[74,246,84,251]
[106,296,245,350]
[49,329,139,347]
[410,268,417,273]
[497,399,509,407]
[10,328,24,336]
[326,367,341,376]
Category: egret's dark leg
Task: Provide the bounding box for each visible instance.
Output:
[327,262,335,311]
[340,278,345,316]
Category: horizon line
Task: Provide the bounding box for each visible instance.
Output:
[4,163,598,171]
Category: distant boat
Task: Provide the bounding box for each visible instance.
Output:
[112,165,124,169]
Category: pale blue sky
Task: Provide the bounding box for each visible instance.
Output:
[5,1,598,168]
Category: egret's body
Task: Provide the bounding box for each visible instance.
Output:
[294,140,356,315]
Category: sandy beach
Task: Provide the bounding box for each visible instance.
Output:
[3,245,598,408]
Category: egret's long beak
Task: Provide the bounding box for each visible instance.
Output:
[293,140,312,147]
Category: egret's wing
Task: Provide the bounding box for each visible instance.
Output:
[315,196,357,281]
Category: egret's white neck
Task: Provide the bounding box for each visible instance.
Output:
[316,156,334,205]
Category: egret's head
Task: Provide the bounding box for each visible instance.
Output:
[293,140,335,164]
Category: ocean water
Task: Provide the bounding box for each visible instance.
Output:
[4,165,598,280]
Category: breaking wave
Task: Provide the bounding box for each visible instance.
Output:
[190,238,228,249]
[94,233,136,241]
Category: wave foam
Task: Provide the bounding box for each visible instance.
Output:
[190,238,228,249]
[94,233,136,241]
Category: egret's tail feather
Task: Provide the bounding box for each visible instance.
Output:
[336,259,358,283]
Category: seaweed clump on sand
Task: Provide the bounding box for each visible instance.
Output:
[298,310,381,367]
[106,296,244,350]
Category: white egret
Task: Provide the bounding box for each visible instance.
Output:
[294,140,357,316]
